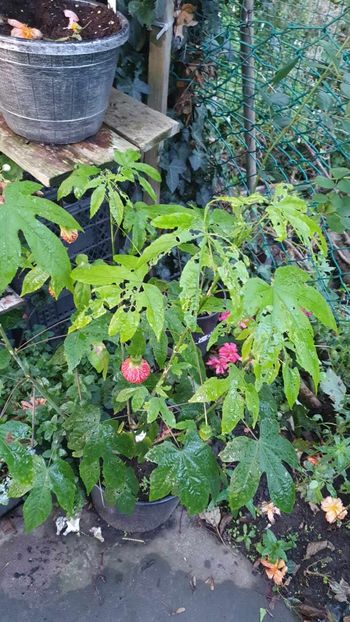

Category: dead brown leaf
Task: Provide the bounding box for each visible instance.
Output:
[189,575,197,592]
[199,508,221,529]
[305,540,335,560]
[329,577,350,603]
[172,608,186,615]
[296,604,327,619]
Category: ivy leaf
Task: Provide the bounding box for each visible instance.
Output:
[147,431,221,514]
[143,283,165,341]
[0,181,82,294]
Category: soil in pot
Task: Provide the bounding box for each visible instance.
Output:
[0,0,121,41]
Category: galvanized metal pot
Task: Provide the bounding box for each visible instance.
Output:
[0,1,129,144]
[91,485,179,533]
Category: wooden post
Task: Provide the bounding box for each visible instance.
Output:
[145,0,174,201]
[240,0,257,194]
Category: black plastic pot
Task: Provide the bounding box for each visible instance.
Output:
[0,2,129,144]
[0,497,22,518]
[91,485,179,533]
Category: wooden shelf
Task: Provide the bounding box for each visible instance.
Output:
[0,89,179,187]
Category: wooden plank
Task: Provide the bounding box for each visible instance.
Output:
[0,116,135,187]
[144,0,174,201]
[104,89,179,152]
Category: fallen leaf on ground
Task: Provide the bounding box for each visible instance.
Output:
[89,526,104,543]
[199,507,221,529]
[329,577,350,603]
[55,516,80,536]
[296,604,327,619]
[305,540,335,559]
[189,575,197,591]
[172,608,186,615]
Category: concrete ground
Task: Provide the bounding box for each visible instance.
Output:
[0,505,297,622]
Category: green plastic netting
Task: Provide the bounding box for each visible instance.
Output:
[186,0,350,320]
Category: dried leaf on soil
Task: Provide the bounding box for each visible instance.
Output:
[305,540,335,559]
[172,608,186,615]
[296,604,327,619]
[329,577,350,603]
[199,507,221,529]
[89,526,104,543]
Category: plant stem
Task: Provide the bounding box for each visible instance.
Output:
[0,324,61,416]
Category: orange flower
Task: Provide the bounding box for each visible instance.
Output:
[261,558,287,585]
[307,454,321,465]
[60,227,78,244]
[8,19,43,40]
[21,397,47,410]
[321,496,348,523]
[261,501,281,524]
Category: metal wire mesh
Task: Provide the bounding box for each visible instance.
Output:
[186,0,350,319]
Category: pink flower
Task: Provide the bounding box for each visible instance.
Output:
[219,311,230,322]
[239,320,248,329]
[219,342,242,364]
[207,356,228,375]
[121,357,151,384]
[64,9,81,33]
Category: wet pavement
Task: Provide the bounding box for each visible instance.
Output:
[0,505,297,622]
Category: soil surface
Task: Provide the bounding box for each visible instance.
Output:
[0,0,121,41]
[223,491,350,622]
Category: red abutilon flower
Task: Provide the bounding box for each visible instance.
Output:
[8,19,43,39]
[206,356,228,375]
[60,227,78,244]
[219,311,230,322]
[121,357,151,384]
[219,342,242,364]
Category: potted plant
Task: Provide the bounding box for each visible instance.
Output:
[0,0,129,143]
[0,152,338,533]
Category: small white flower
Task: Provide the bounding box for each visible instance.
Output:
[1,163,11,172]
[135,431,146,443]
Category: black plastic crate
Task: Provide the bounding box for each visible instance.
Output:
[25,191,114,333]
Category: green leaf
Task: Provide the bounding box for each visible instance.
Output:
[0,349,10,369]
[271,57,299,85]
[143,283,165,341]
[151,213,196,229]
[49,460,76,515]
[72,263,132,286]
[179,255,201,329]
[131,162,162,181]
[87,342,110,379]
[137,231,193,267]
[147,431,221,514]
[63,405,101,456]
[331,167,350,180]
[90,185,106,218]
[21,266,49,296]
[57,165,99,200]
[0,181,81,294]
[109,307,140,341]
[282,363,300,408]
[109,190,124,226]
[222,388,244,434]
[190,377,230,403]
[0,421,33,485]
[23,485,52,532]
[314,176,335,189]
[64,315,111,372]
[221,396,298,513]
